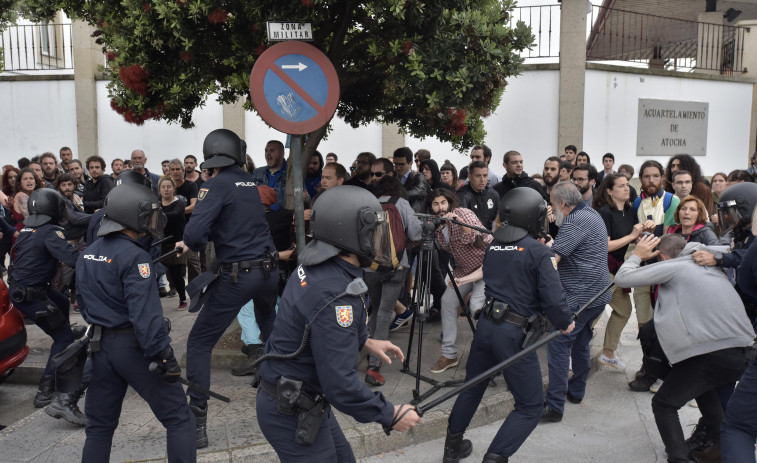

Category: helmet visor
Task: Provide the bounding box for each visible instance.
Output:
[359,209,393,267]
[141,201,165,240]
[717,200,742,236]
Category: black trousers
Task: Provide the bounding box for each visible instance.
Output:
[652,347,747,462]
[165,263,187,302]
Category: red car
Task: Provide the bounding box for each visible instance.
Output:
[0,280,28,384]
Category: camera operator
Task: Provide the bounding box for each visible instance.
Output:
[426,189,492,374]
[615,234,754,463]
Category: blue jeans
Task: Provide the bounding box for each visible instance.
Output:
[722,359,757,463]
[448,318,543,458]
[545,304,605,413]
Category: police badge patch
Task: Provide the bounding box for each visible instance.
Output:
[138,263,151,278]
[55,231,65,239]
[335,305,353,327]
[198,188,209,201]
[551,257,558,270]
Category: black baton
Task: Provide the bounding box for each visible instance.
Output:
[148,362,231,403]
[414,281,614,417]
[150,235,174,248]
[152,247,183,265]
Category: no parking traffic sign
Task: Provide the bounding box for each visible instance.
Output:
[249,41,340,135]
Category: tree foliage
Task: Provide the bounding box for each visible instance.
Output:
[25,0,533,152]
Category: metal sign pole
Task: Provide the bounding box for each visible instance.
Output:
[291,135,306,263]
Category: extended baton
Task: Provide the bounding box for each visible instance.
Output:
[414,281,614,417]
[150,235,174,248]
[148,362,231,403]
[415,213,494,235]
[152,247,183,265]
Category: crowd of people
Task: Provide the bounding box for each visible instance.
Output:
[7,138,757,463]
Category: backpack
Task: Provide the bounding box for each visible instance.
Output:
[370,196,406,272]
[633,191,673,213]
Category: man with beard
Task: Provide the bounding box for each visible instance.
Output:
[543,156,562,238]
[40,153,60,186]
[344,151,376,191]
[252,140,288,210]
[56,173,91,242]
[184,155,203,188]
[59,146,74,173]
[68,160,87,197]
[305,151,323,200]
[627,160,679,392]
[130,149,160,195]
[110,158,123,179]
[82,156,114,214]
[571,164,597,208]
[493,150,548,200]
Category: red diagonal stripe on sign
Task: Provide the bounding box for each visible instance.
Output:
[269,64,325,115]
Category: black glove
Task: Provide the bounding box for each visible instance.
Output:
[154,346,181,383]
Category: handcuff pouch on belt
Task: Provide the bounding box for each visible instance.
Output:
[262,375,329,446]
[481,298,546,349]
[225,254,279,282]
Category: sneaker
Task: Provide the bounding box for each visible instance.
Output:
[430,356,458,374]
[649,379,663,393]
[178,301,188,310]
[365,367,385,386]
[598,353,626,371]
[628,370,657,392]
[389,309,414,332]
[72,301,80,314]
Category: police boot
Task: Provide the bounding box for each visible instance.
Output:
[34,375,55,408]
[190,404,209,448]
[45,382,88,426]
[443,428,473,463]
[482,452,509,463]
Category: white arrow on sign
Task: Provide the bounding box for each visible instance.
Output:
[281,62,308,71]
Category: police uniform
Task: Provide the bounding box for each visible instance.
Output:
[77,232,195,462]
[256,258,395,462]
[183,164,277,408]
[447,235,573,459]
[10,223,80,377]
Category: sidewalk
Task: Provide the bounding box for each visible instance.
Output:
[0,297,609,463]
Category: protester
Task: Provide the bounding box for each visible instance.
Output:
[158,177,188,310]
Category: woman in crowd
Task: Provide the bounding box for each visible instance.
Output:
[12,167,43,243]
[710,172,727,206]
[2,167,18,199]
[420,159,452,191]
[158,177,188,310]
[593,173,647,371]
[666,196,719,245]
[439,160,459,190]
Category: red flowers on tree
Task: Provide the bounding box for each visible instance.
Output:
[207,8,228,24]
[444,108,468,136]
[118,64,149,95]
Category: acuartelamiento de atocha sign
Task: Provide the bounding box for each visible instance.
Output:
[637,99,709,156]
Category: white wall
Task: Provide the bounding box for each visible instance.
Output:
[583,69,754,176]
[0,68,752,178]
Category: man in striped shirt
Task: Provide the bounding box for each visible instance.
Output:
[541,182,612,423]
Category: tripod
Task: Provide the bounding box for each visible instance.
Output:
[401,217,477,404]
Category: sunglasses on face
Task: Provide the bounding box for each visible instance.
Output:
[370,171,386,177]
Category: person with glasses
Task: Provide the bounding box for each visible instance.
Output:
[570,163,597,208]
[392,147,428,212]
[671,170,693,201]
[370,158,394,186]
[344,151,376,191]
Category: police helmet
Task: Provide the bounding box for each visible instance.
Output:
[201,128,245,169]
[97,184,165,239]
[493,187,548,243]
[300,185,393,267]
[24,189,67,227]
[717,182,757,236]
[115,169,152,189]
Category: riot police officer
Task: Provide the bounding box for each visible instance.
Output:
[256,185,421,462]
[175,128,278,448]
[9,189,82,409]
[77,184,195,462]
[86,169,153,244]
[442,188,575,463]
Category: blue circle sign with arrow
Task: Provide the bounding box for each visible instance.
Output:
[250,41,340,135]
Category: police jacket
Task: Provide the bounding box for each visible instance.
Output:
[11,223,79,287]
[184,165,275,264]
[76,233,170,357]
[493,173,548,202]
[455,184,500,230]
[259,257,395,426]
[62,197,92,241]
[482,235,573,331]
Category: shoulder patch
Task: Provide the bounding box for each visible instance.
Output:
[335,305,353,327]
[55,231,65,239]
[198,188,208,201]
[137,263,151,279]
[551,257,558,270]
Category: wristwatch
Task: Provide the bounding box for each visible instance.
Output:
[714,251,724,267]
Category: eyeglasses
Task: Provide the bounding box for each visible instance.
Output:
[674,180,693,186]
[370,171,385,177]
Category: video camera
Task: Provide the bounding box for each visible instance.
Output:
[414,213,447,237]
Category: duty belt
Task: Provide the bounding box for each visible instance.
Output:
[9,279,48,303]
[480,299,530,327]
[257,376,321,414]
[88,324,137,353]
[220,257,276,282]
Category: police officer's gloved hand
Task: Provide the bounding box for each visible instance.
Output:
[155,346,181,383]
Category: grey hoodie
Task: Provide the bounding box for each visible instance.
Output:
[615,242,755,364]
